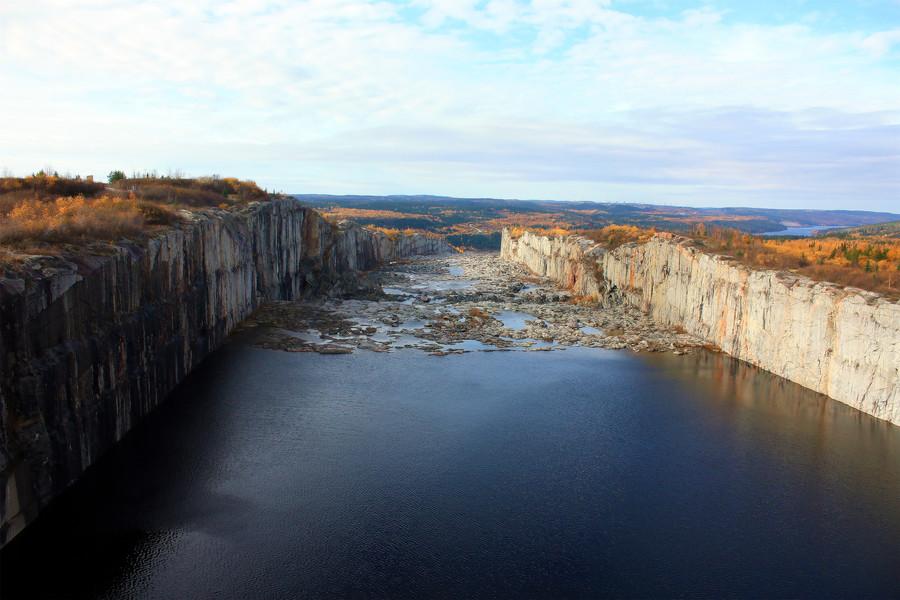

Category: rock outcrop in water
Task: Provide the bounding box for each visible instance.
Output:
[502,229,900,428]
[0,198,448,547]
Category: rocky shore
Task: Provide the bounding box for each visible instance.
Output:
[244,252,704,356]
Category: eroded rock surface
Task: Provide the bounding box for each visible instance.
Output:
[244,252,704,357]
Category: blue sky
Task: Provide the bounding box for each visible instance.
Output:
[1,0,899,211]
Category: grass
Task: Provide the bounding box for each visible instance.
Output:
[0,174,269,264]
[508,225,571,239]
[111,176,267,207]
[0,195,171,244]
[580,225,655,249]
[0,174,105,200]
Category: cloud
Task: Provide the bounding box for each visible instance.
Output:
[862,28,900,56]
[275,107,899,193]
[1,1,898,210]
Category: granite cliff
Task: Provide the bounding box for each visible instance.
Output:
[0,198,447,547]
[502,229,900,427]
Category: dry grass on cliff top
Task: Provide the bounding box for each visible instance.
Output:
[580,225,656,249]
[530,222,900,299]
[508,225,572,239]
[509,224,651,249]
[687,225,900,298]
[0,174,268,265]
[483,211,576,234]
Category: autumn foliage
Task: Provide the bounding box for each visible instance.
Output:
[365,225,440,240]
[581,225,655,249]
[0,195,182,244]
[0,173,105,213]
[508,225,571,239]
[689,225,900,297]
[115,176,267,206]
[553,222,900,298]
[0,173,268,260]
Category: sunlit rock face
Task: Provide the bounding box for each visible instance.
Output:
[500,230,606,299]
[502,228,900,428]
[0,199,448,547]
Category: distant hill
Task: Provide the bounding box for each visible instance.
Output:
[825,221,900,239]
[295,193,900,248]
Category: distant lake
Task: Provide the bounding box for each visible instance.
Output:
[762,225,845,237]
[2,339,899,598]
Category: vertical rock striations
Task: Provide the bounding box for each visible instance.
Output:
[0,199,448,547]
[502,228,900,428]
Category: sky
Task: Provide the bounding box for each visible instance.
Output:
[1,0,899,211]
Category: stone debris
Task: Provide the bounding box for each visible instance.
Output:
[244,252,706,356]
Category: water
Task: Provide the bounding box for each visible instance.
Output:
[381,287,411,296]
[762,225,844,237]
[425,279,474,291]
[2,341,900,599]
[445,339,497,351]
[495,310,536,331]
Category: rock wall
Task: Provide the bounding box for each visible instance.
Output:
[502,228,900,428]
[0,199,448,547]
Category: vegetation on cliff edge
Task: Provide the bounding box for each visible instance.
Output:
[685,224,900,297]
[517,223,900,298]
[0,172,269,264]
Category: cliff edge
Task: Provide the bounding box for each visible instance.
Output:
[0,199,447,547]
[502,228,900,428]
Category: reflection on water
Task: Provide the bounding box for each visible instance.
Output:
[494,310,536,331]
[643,350,900,523]
[2,344,899,599]
[646,349,897,441]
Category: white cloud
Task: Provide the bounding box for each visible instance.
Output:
[862,28,900,56]
[0,0,898,209]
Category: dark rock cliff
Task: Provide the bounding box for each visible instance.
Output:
[0,198,448,546]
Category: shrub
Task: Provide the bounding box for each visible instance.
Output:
[110,176,267,206]
[0,174,105,199]
[137,200,182,226]
[368,226,402,239]
[689,225,900,298]
[0,195,145,243]
[509,225,571,239]
[0,174,261,263]
[581,225,654,249]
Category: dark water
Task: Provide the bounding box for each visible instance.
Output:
[3,340,900,599]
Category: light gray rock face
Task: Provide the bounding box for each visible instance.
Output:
[500,230,607,300]
[0,199,448,547]
[502,228,900,428]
